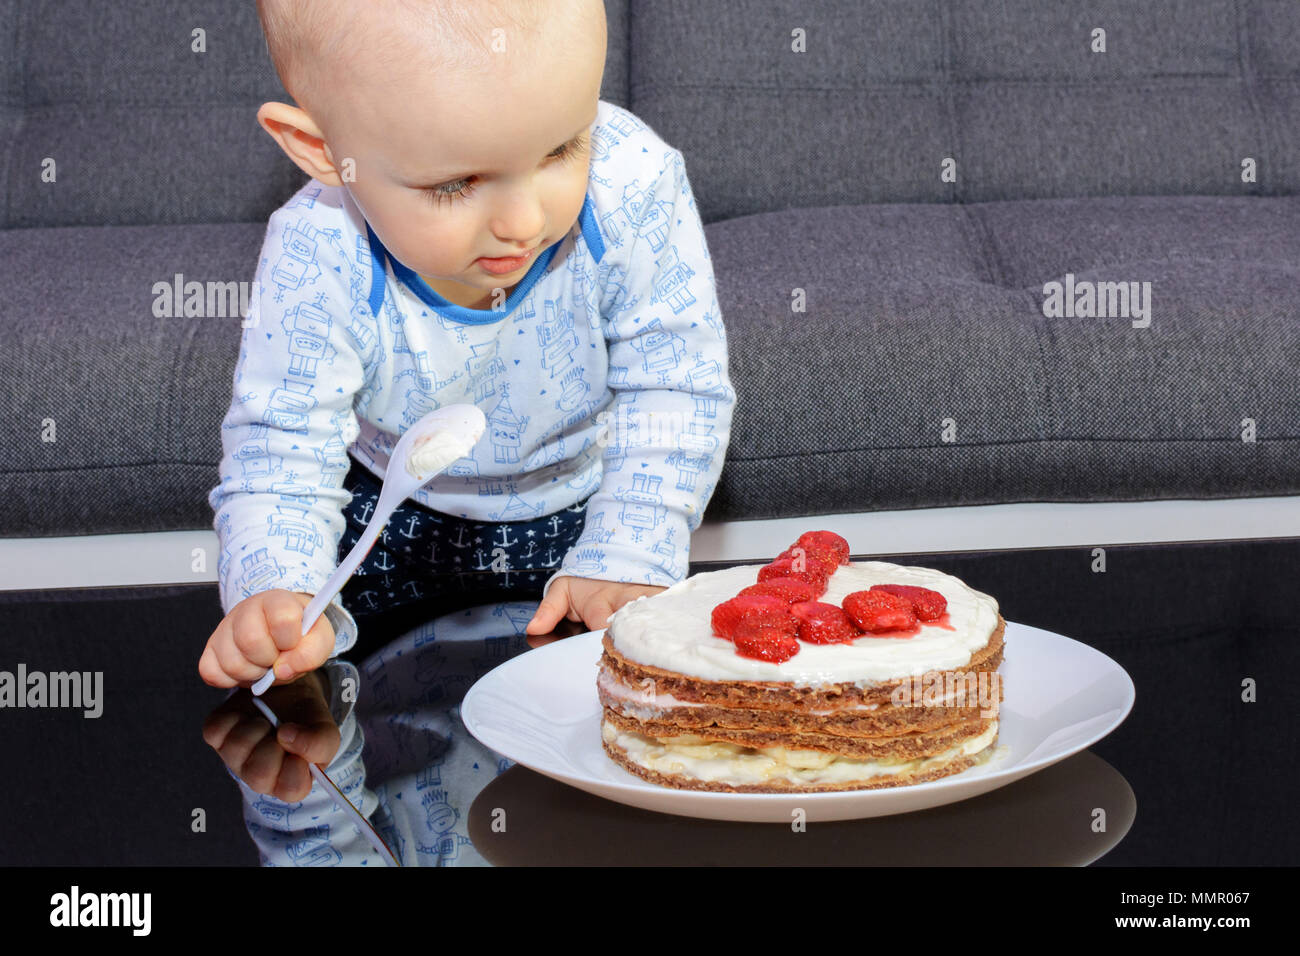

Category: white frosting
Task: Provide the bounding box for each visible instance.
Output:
[404,430,471,480]
[606,561,1000,687]
[604,718,999,787]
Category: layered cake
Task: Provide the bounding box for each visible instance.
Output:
[598,531,1006,792]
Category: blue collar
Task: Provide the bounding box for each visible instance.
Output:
[364,192,605,324]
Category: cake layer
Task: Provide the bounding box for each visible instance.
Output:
[603,708,995,760]
[598,615,1005,712]
[598,665,1001,736]
[605,561,1002,685]
[602,717,1001,793]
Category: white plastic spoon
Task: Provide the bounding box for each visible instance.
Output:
[251,403,487,696]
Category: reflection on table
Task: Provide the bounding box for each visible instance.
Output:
[468,750,1134,865]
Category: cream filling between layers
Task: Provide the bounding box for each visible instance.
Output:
[606,561,1001,686]
[603,718,1000,787]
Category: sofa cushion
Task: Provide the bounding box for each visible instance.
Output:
[628,0,1300,222]
[2,195,1296,536]
[0,220,264,534]
[707,193,1300,518]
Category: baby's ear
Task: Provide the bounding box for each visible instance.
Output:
[256,101,345,186]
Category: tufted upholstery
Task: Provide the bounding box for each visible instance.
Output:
[631,0,1300,220]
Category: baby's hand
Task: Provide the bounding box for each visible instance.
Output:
[198,590,335,689]
[525,576,667,637]
[201,670,340,802]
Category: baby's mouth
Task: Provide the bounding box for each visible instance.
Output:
[475,246,536,275]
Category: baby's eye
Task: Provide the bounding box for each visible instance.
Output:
[423,179,475,205]
[548,135,588,164]
[421,135,587,207]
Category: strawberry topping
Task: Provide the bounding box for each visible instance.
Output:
[870,584,947,622]
[706,532,954,660]
[733,626,802,663]
[758,558,829,595]
[775,546,840,577]
[739,577,819,604]
[711,594,797,643]
[795,531,851,566]
[789,601,861,644]
[842,590,919,633]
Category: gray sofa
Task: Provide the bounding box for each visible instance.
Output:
[2,0,1297,545]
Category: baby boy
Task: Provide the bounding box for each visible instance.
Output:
[199,0,735,698]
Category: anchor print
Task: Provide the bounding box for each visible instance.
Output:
[357,497,377,525]
[354,588,382,612]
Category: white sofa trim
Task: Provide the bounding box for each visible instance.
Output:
[3,495,1297,591]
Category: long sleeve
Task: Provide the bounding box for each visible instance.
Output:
[207,199,377,655]
[544,147,736,597]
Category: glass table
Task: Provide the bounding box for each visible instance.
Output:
[197,539,1300,867]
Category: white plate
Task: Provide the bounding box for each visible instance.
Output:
[462,621,1135,822]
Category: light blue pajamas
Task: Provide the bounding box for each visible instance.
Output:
[208,100,735,864]
[208,98,734,656]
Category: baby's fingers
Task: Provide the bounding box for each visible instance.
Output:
[526,578,572,635]
[198,637,240,688]
[241,733,313,802]
[267,606,335,684]
[218,605,282,685]
[205,709,277,780]
[583,596,618,632]
[277,718,341,767]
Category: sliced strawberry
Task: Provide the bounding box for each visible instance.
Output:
[739,577,818,605]
[789,601,861,644]
[842,590,918,633]
[758,558,829,595]
[711,594,797,642]
[733,626,801,663]
[774,545,840,577]
[870,584,947,622]
[796,531,851,566]
[800,547,844,576]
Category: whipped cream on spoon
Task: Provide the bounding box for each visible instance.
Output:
[251,404,487,696]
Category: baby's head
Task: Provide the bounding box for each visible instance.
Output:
[256,0,607,310]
